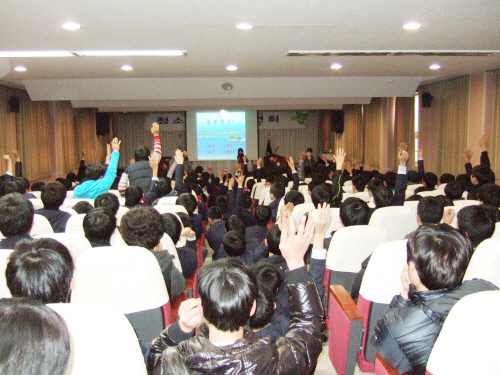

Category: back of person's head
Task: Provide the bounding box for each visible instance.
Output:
[40,182,67,210]
[284,190,304,206]
[246,179,256,193]
[352,175,367,193]
[307,180,320,195]
[270,182,285,200]
[85,164,105,180]
[311,185,332,207]
[254,206,271,227]
[249,282,275,330]
[478,183,500,208]
[120,206,164,250]
[162,213,182,244]
[31,182,46,192]
[407,170,421,184]
[225,215,246,234]
[457,205,496,248]
[445,181,464,201]
[266,225,281,255]
[14,177,28,194]
[222,230,246,257]
[367,175,384,194]
[311,172,325,185]
[471,165,491,185]
[456,173,472,189]
[417,196,444,224]
[94,192,120,215]
[436,195,453,208]
[242,195,253,210]
[83,207,116,243]
[422,172,438,189]
[72,201,93,215]
[134,146,150,162]
[440,173,455,184]
[0,298,70,375]
[383,171,397,189]
[340,197,370,226]
[197,258,257,332]
[373,186,393,208]
[251,261,282,295]
[55,178,71,192]
[176,212,193,230]
[0,193,34,237]
[0,181,19,196]
[176,193,197,216]
[66,172,77,183]
[157,177,172,198]
[215,195,228,214]
[6,238,73,303]
[405,194,422,202]
[124,186,143,207]
[207,206,222,221]
[407,224,472,290]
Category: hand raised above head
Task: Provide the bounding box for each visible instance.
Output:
[279,215,315,270]
[174,149,184,165]
[178,298,204,333]
[110,137,121,152]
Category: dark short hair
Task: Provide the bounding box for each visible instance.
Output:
[176,193,197,216]
[471,165,491,185]
[255,206,271,227]
[242,195,253,210]
[422,172,438,189]
[270,182,285,200]
[478,184,500,208]
[55,178,71,192]
[225,215,246,234]
[407,170,421,184]
[445,181,464,201]
[439,173,455,184]
[0,181,19,196]
[457,205,496,248]
[66,172,77,182]
[95,192,120,215]
[31,182,46,192]
[176,212,192,230]
[120,206,164,250]
[222,230,246,257]
[14,177,29,194]
[311,185,332,207]
[157,177,172,197]
[0,298,70,375]
[456,174,472,189]
[249,283,274,330]
[340,197,370,226]
[284,190,304,206]
[134,146,150,162]
[352,175,367,193]
[207,206,222,220]
[72,201,94,215]
[407,224,472,290]
[383,171,397,189]
[85,164,106,180]
[124,186,143,207]
[417,196,444,224]
[367,176,384,193]
[6,238,74,303]
[306,147,313,153]
[373,186,393,208]
[215,195,228,213]
[251,261,282,295]
[83,207,116,243]
[265,225,281,255]
[40,182,67,210]
[197,258,257,332]
[162,213,182,244]
[0,193,34,237]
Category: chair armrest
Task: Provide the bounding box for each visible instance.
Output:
[375,353,402,375]
[330,285,363,321]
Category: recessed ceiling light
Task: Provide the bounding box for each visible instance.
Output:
[121,64,133,71]
[235,23,253,30]
[429,63,441,70]
[330,63,342,70]
[78,50,186,57]
[14,65,27,72]
[403,22,421,30]
[62,21,81,30]
[0,51,73,57]
[226,64,238,71]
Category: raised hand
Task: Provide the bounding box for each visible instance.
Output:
[151,122,160,136]
[237,174,245,187]
[287,156,296,171]
[256,157,263,167]
[398,149,409,166]
[442,208,456,225]
[10,150,20,162]
[228,176,235,190]
[418,145,424,159]
[174,149,184,165]
[149,154,160,176]
[178,298,204,333]
[279,215,315,271]
[333,148,346,171]
[110,137,121,152]
[479,134,489,152]
[463,148,473,164]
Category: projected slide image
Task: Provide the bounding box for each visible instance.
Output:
[196,111,246,160]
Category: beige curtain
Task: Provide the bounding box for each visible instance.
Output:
[0,86,20,175]
[342,105,363,165]
[491,70,500,180]
[434,77,469,176]
[54,101,78,173]
[363,98,382,169]
[395,97,415,168]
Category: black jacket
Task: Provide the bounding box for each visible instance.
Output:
[150,267,325,375]
[372,279,498,374]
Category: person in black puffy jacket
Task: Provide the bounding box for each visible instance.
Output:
[372,224,498,374]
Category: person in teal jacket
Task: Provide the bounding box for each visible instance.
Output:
[73,138,121,199]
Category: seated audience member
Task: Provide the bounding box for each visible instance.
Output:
[0,298,70,375]
[118,122,162,196]
[478,183,500,208]
[6,238,73,303]
[120,206,185,299]
[55,178,72,192]
[468,165,492,200]
[245,206,271,255]
[351,175,367,193]
[268,181,285,222]
[373,185,393,209]
[0,193,34,249]
[283,190,304,209]
[414,172,438,194]
[444,181,465,201]
[205,206,226,254]
[74,137,121,199]
[35,182,71,233]
[457,205,497,249]
[176,193,203,240]
[439,173,455,184]
[162,212,197,277]
[149,215,324,375]
[340,197,371,227]
[31,181,46,192]
[222,230,247,261]
[72,200,94,215]
[463,135,494,199]
[373,224,498,374]
[407,170,421,185]
[83,207,117,247]
[416,196,444,226]
[95,192,120,215]
[383,171,397,190]
[239,195,255,227]
[124,186,143,208]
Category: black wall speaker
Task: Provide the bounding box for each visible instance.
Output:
[331,110,344,134]
[96,113,111,136]
[8,97,20,113]
[422,92,433,108]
